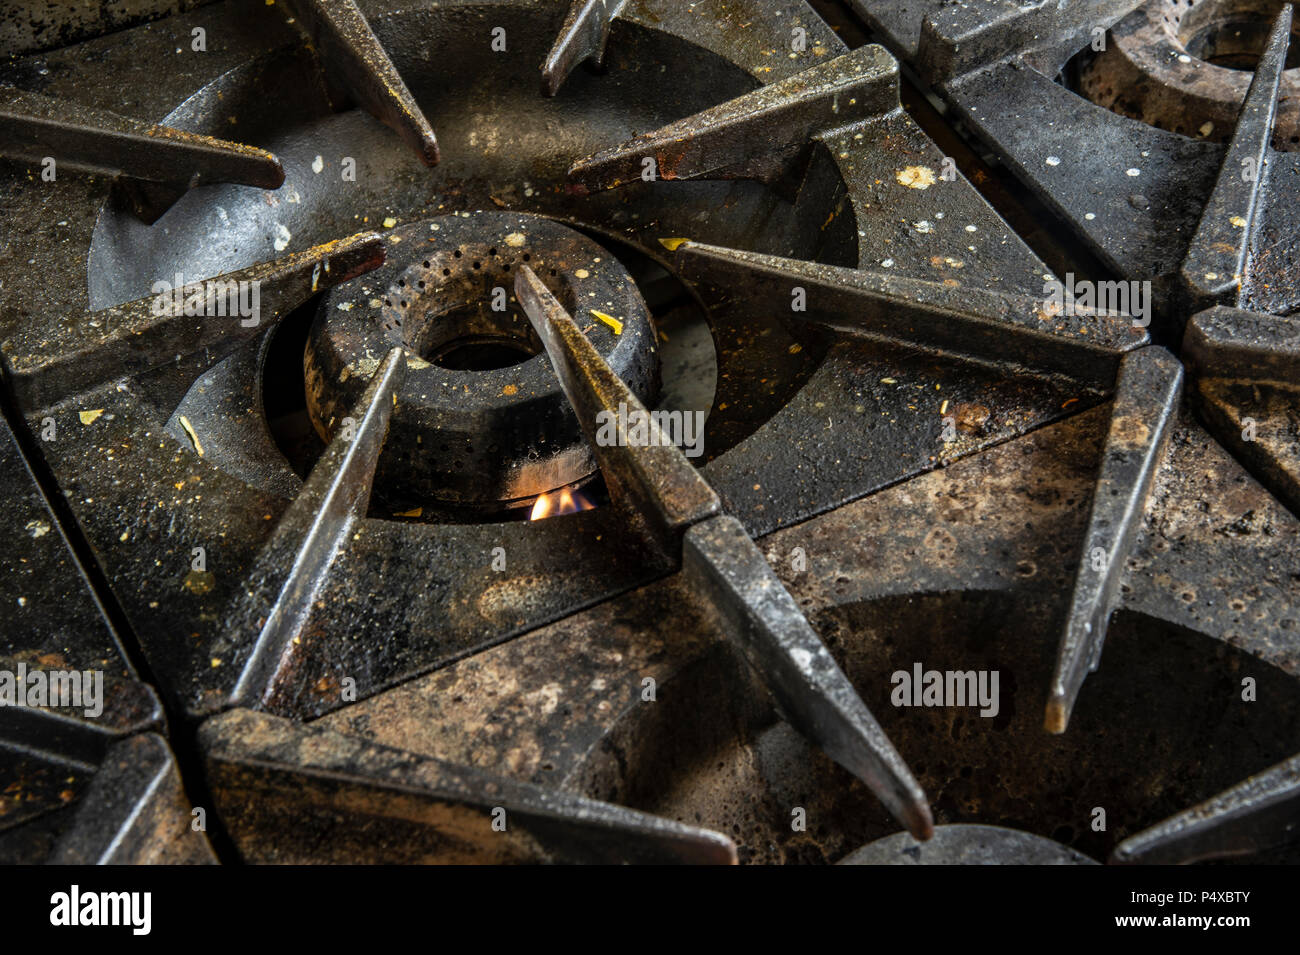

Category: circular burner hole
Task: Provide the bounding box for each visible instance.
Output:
[428,334,539,371]
[1184,19,1300,71]
[409,299,544,371]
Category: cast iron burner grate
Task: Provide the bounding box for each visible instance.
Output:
[0,0,1297,865]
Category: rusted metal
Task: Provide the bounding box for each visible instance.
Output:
[914,0,1145,85]
[315,402,1300,864]
[683,515,933,840]
[851,0,1300,321]
[0,0,211,58]
[278,0,439,165]
[0,418,126,679]
[1045,347,1183,733]
[517,262,931,839]
[1,0,1298,866]
[48,733,216,864]
[1081,0,1300,153]
[1185,305,1300,382]
[0,655,164,765]
[1183,305,1300,518]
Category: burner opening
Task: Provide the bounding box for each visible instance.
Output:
[419,302,543,371]
[428,334,538,371]
[1181,7,1300,71]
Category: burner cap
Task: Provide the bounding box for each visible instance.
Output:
[1081,0,1300,150]
[305,212,659,510]
[838,825,1099,865]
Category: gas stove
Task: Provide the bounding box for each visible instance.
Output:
[0,0,1297,867]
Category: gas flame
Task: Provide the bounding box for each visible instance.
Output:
[529,487,595,521]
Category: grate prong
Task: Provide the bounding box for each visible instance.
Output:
[1045,346,1182,734]
[683,515,934,841]
[202,708,737,864]
[0,85,284,222]
[1179,5,1293,310]
[279,0,439,165]
[514,263,720,552]
[515,263,933,840]
[1111,752,1300,864]
[669,239,1147,385]
[568,45,898,192]
[2,231,386,413]
[541,0,625,97]
[1182,306,1300,513]
[229,347,406,710]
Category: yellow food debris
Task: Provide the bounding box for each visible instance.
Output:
[1230,215,1248,228]
[78,409,104,425]
[592,310,623,334]
[178,415,204,456]
[658,237,690,251]
[393,507,423,518]
[896,166,937,190]
[503,384,518,396]
[183,569,214,595]
[382,217,397,228]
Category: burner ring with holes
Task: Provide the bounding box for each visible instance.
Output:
[305,212,659,511]
[1080,0,1300,150]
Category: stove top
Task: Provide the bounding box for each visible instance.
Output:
[0,0,1298,866]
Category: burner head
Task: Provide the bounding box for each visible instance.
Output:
[839,825,1098,865]
[1081,0,1300,150]
[305,212,659,511]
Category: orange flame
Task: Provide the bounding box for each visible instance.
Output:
[529,487,595,520]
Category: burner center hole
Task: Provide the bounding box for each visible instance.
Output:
[429,335,538,371]
[1179,1,1300,71]
[417,301,542,371]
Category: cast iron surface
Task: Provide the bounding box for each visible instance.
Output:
[0,0,1296,865]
